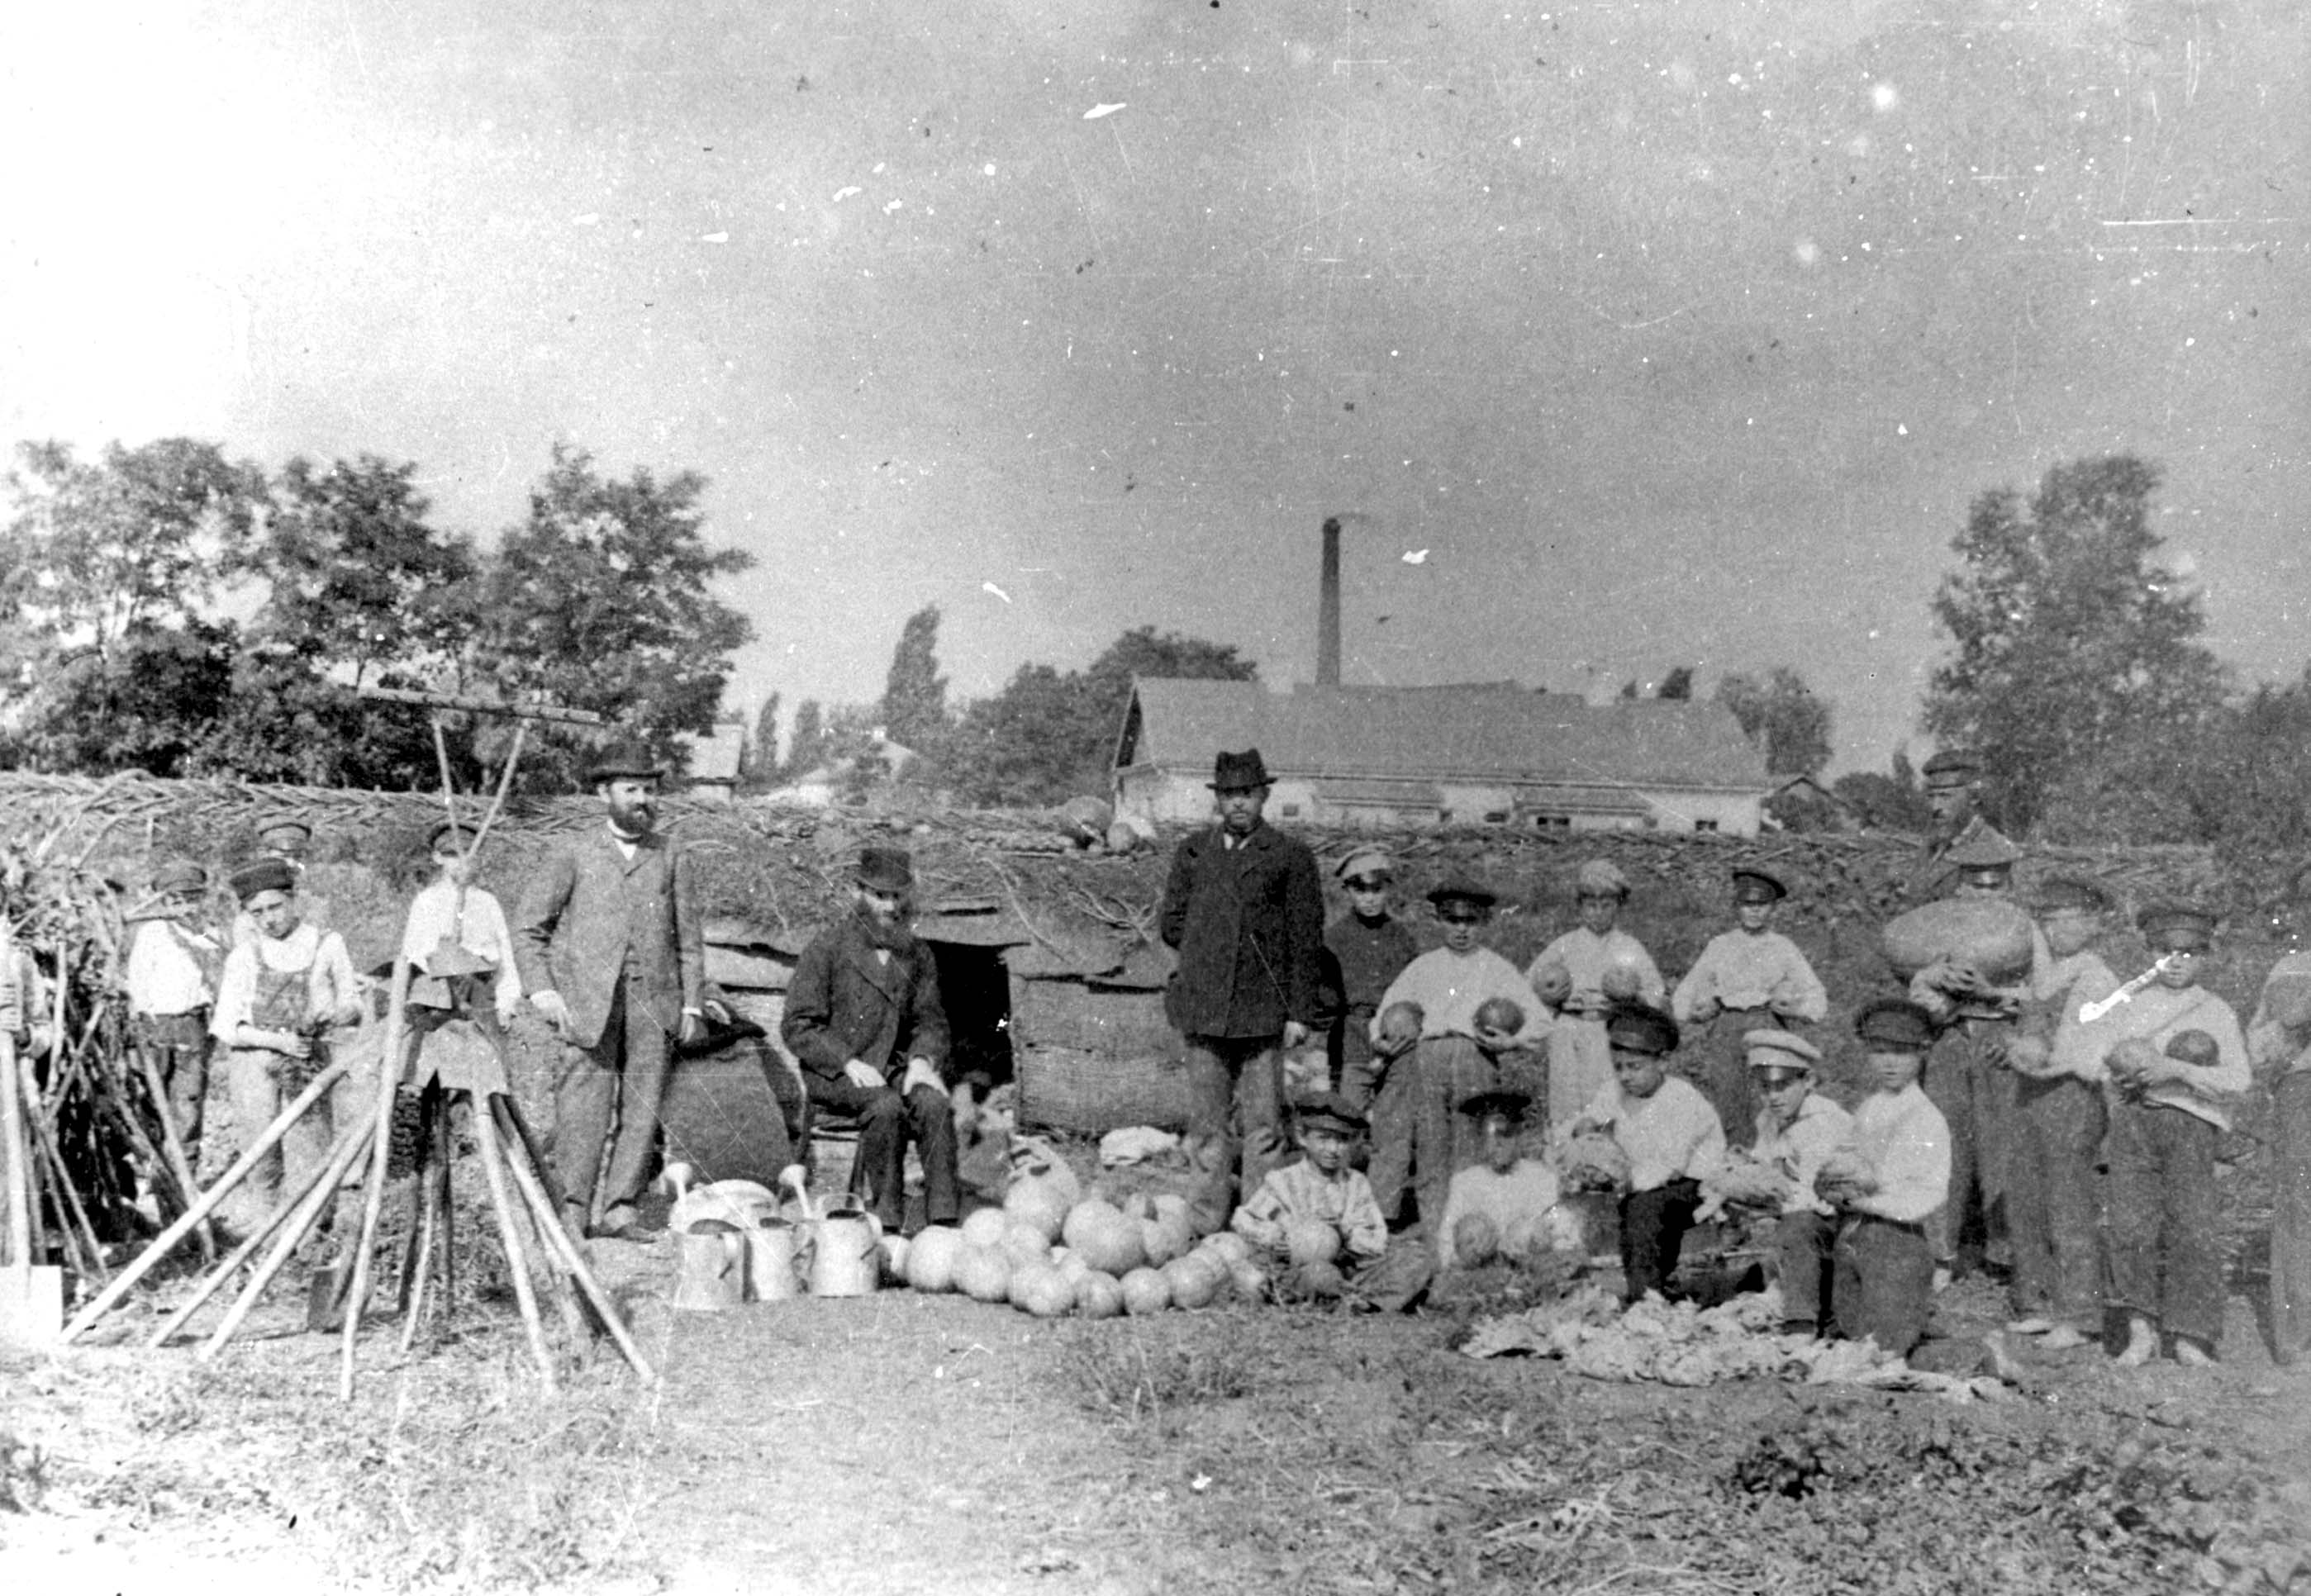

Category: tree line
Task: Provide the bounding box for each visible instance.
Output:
[0,439,752,791]
[7,436,2299,878]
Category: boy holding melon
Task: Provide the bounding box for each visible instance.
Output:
[1230,1094,1433,1311]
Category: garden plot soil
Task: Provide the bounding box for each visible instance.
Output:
[5,1233,2309,1595]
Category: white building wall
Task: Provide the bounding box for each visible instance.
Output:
[1638,789,1764,837]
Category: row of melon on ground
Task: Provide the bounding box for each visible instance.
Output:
[886,1166,1333,1317]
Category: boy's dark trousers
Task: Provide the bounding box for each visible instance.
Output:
[2104,1098,2223,1348]
[1832,1213,1934,1355]
[1619,1177,1701,1302]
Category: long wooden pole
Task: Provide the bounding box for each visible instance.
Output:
[61,1058,350,1340]
[131,1043,215,1261]
[490,1092,591,1346]
[473,1100,555,1389]
[20,1096,106,1283]
[3,1033,33,1271]
[147,1115,372,1348]
[336,959,413,1399]
[197,1114,378,1357]
[488,1094,653,1383]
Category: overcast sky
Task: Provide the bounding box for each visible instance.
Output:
[6,0,2304,772]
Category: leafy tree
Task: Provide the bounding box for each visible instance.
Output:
[0,438,265,661]
[1716,667,1833,778]
[782,699,827,781]
[878,605,949,753]
[1924,454,2225,833]
[947,626,1258,805]
[1832,748,1935,834]
[468,444,755,786]
[250,454,475,687]
[740,692,782,790]
[7,620,237,776]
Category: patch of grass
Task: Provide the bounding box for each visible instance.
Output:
[1053,1317,1265,1425]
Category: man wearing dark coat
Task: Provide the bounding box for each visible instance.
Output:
[513,741,705,1240]
[782,846,960,1232]
[1158,748,1326,1224]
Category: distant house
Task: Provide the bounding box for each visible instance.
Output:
[678,720,748,805]
[1112,679,1771,837]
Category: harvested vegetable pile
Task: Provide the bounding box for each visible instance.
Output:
[1461,1288,2009,1401]
[1557,1133,1629,1194]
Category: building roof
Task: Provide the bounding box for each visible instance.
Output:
[1120,680,1768,793]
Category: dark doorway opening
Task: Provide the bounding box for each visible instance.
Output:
[926,940,1015,1094]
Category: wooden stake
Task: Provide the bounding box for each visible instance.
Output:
[197,1114,378,1358]
[487,1094,654,1384]
[20,1096,106,1284]
[131,1042,215,1262]
[488,1093,592,1344]
[396,1149,438,1355]
[62,1058,351,1341]
[3,1033,35,1270]
[336,959,414,1399]
[473,1098,555,1390]
[147,1116,373,1349]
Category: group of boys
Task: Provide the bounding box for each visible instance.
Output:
[1165,743,2285,1366]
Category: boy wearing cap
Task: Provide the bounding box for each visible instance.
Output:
[126,861,223,1161]
[1821,1000,1952,1358]
[212,858,366,1228]
[1159,749,1327,1225]
[1743,1032,1852,1336]
[1322,848,1419,1212]
[1372,877,1551,1228]
[1671,867,1828,1150]
[515,741,706,1240]
[783,846,961,1233]
[1435,1089,1563,1270]
[1568,1005,1724,1303]
[2000,877,2123,1348]
[1527,859,1667,1132]
[2098,906,2250,1366]
[398,821,523,1085]
[1230,1092,1432,1311]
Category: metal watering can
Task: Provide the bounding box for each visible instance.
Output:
[670,1223,747,1312]
[744,1218,811,1302]
[806,1199,884,1298]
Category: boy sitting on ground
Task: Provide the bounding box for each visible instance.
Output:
[1232,1093,1433,1312]
[1436,1089,1565,1271]
[1740,1032,1853,1338]
[1567,1004,1726,1304]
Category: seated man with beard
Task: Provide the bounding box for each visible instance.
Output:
[781,846,960,1232]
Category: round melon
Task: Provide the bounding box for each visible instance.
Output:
[1453,1212,1500,1268]
[1003,1181,1071,1242]
[1377,1001,1424,1050]
[1285,1220,1342,1268]
[1150,1193,1192,1233]
[1077,1271,1125,1319]
[1163,1253,1225,1310]
[1053,1249,1091,1284]
[1473,997,1525,1037]
[1017,1266,1077,1319]
[1529,964,1573,1007]
[1499,1214,1543,1266]
[904,1227,965,1293]
[1292,1259,1347,1299]
[1140,1217,1186,1268]
[879,1233,911,1283]
[1881,897,2035,985]
[953,1243,1013,1304]
[960,1207,1010,1248]
[1196,1230,1253,1268]
[1229,1259,1270,1301]
[1001,1217,1055,1268]
[1062,1198,1145,1275]
[1120,1266,1172,1315]
[1599,965,1642,1001]
[1009,1261,1065,1311]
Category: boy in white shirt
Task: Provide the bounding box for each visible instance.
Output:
[1744,1032,1852,1337]
[1821,1000,1952,1359]
[1436,1088,1563,1270]
[398,820,522,1092]
[1371,876,1550,1228]
[1671,867,1828,1148]
[1527,859,1667,1132]
[126,860,222,1161]
[1568,1005,1724,1304]
[212,857,365,1232]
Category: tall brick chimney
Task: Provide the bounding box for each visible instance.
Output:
[1318,515,1342,687]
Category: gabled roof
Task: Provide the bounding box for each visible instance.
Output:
[1121,679,1767,792]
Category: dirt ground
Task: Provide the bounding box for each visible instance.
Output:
[6,1228,2309,1596]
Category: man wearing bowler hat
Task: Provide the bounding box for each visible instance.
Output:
[513,739,705,1240]
[782,845,960,1232]
[1160,748,1327,1227]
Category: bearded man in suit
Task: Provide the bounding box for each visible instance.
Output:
[781,845,960,1233]
[513,741,705,1240]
